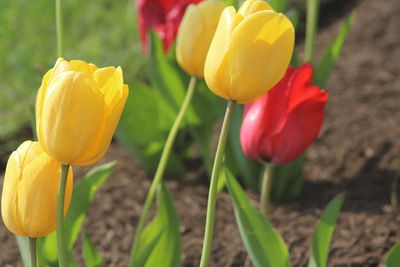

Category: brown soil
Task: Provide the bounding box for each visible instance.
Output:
[1,0,400,266]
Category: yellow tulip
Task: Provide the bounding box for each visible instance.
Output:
[204,0,295,104]
[1,141,73,237]
[36,58,129,166]
[176,0,226,77]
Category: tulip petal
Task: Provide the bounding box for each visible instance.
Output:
[1,142,73,237]
[39,71,105,164]
[227,10,294,103]
[74,84,129,166]
[1,150,25,236]
[238,0,272,18]
[205,6,237,99]
[177,0,226,77]
[69,60,98,76]
[176,4,205,76]
[94,66,123,109]
[240,95,268,161]
[266,97,327,164]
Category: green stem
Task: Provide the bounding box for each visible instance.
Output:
[199,99,236,267]
[57,164,69,267]
[260,163,274,218]
[29,237,37,267]
[55,0,63,57]
[304,0,319,62]
[128,76,197,266]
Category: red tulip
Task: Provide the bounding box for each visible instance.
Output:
[240,63,328,165]
[137,0,203,53]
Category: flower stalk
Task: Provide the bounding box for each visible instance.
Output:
[55,0,63,57]
[29,238,37,267]
[199,99,236,267]
[56,164,70,267]
[260,163,275,218]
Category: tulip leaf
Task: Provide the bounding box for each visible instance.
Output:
[149,32,200,127]
[270,153,306,202]
[15,236,30,267]
[385,242,400,267]
[190,80,225,176]
[66,162,115,248]
[225,105,260,190]
[225,169,290,267]
[130,182,181,267]
[224,0,238,7]
[116,79,185,174]
[40,162,115,263]
[269,0,289,13]
[83,231,103,267]
[308,194,344,267]
[314,14,355,87]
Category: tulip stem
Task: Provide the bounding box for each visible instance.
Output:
[260,163,275,218]
[199,99,236,267]
[29,238,37,267]
[128,76,197,266]
[55,0,63,57]
[305,0,319,62]
[56,164,69,267]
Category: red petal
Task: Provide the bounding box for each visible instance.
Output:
[267,96,327,164]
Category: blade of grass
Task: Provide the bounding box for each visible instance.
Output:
[314,14,355,87]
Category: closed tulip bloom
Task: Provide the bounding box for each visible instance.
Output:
[36,58,129,166]
[1,141,73,237]
[240,63,329,165]
[204,0,295,104]
[176,0,226,77]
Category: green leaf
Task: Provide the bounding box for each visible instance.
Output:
[225,169,290,267]
[41,162,115,263]
[225,105,260,189]
[314,14,355,87]
[66,162,115,248]
[270,153,306,202]
[149,32,200,126]
[115,79,185,174]
[308,194,345,267]
[269,0,289,13]
[224,0,237,7]
[130,183,181,267]
[217,167,227,193]
[385,242,400,267]
[190,80,224,176]
[83,231,103,267]
[15,236,29,267]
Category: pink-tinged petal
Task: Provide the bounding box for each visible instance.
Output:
[241,95,268,162]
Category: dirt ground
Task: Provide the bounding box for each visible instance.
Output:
[1,0,400,266]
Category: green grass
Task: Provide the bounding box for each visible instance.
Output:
[0,0,147,140]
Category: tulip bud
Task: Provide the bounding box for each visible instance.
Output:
[36,58,129,166]
[1,141,73,237]
[204,0,295,104]
[240,63,329,165]
[176,0,226,77]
